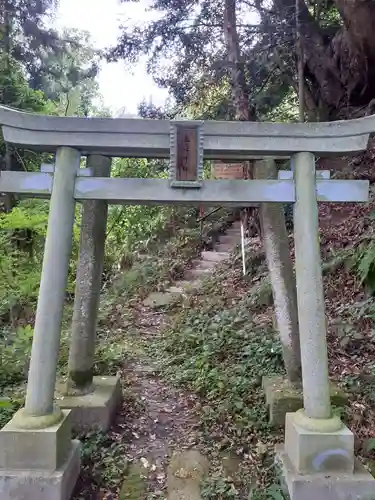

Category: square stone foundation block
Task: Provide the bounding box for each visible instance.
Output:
[0,409,72,470]
[285,412,354,475]
[0,439,81,500]
[276,444,375,500]
[55,375,122,432]
[262,375,349,427]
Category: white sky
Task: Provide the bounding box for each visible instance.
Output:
[53,0,169,115]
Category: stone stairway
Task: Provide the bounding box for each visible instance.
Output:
[143,220,242,307]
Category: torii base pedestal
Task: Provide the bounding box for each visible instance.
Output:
[262,375,349,428]
[0,409,80,500]
[55,375,122,433]
[276,412,375,500]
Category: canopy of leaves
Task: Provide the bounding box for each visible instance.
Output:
[112,0,375,120]
[1,1,61,77]
[30,28,102,117]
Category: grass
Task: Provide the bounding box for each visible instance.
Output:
[2,202,374,499]
[145,253,287,497]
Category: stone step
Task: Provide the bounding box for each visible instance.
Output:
[216,244,234,252]
[224,229,240,236]
[227,222,241,229]
[143,291,180,308]
[219,234,239,244]
[167,450,210,500]
[182,280,202,290]
[169,280,201,292]
[166,285,184,294]
[185,268,212,280]
[192,259,216,269]
[201,251,230,262]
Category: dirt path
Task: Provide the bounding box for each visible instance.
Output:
[72,303,203,500]
[119,305,202,498]
[73,222,242,499]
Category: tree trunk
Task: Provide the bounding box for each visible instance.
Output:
[274,0,345,116]
[223,0,256,122]
[223,0,302,385]
[272,0,375,117]
[332,0,375,106]
[334,0,375,55]
[223,0,254,237]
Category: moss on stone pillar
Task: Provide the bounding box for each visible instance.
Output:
[66,369,95,396]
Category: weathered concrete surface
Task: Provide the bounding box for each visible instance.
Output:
[201,251,230,262]
[216,243,235,253]
[118,461,146,500]
[263,377,303,427]
[55,376,122,432]
[285,412,354,474]
[276,444,375,500]
[219,234,240,244]
[167,450,210,500]
[221,453,242,478]
[256,158,301,385]
[0,439,81,500]
[67,154,111,395]
[25,147,81,417]
[191,259,216,270]
[167,280,202,294]
[1,172,369,204]
[293,152,331,419]
[262,375,349,427]
[0,104,372,156]
[184,268,212,280]
[143,291,181,309]
[0,409,72,470]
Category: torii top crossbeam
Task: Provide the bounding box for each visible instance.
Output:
[1,105,375,157]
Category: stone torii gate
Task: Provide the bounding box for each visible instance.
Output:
[0,105,374,500]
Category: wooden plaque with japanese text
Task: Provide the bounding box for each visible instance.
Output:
[169,121,203,188]
[176,126,198,181]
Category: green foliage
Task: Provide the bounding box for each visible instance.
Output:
[1,0,60,75]
[319,209,375,295]
[0,325,33,388]
[351,239,375,294]
[35,28,103,117]
[252,486,286,500]
[1,0,105,118]
[110,0,296,118]
[0,204,46,315]
[0,396,23,428]
[365,438,375,453]
[93,340,131,376]
[118,462,147,500]
[0,55,47,111]
[105,157,171,265]
[79,430,129,488]
[201,476,239,499]
[153,285,284,431]
[0,200,81,318]
[263,90,299,123]
[108,220,202,300]
[200,466,286,499]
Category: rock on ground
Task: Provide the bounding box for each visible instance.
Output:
[167,449,210,500]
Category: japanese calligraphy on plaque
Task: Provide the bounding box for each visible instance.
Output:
[169,121,203,188]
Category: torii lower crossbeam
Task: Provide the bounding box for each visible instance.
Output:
[0,171,369,204]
